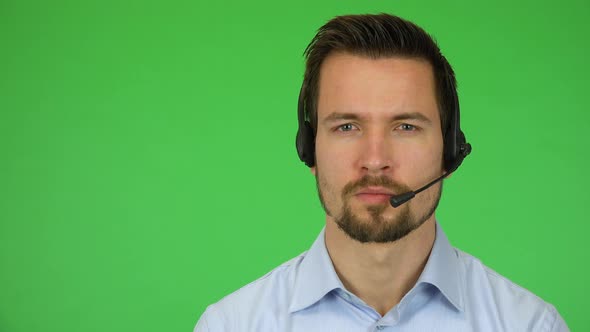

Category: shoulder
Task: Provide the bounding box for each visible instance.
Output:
[455,248,569,331]
[214,252,305,308]
[194,252,307,332]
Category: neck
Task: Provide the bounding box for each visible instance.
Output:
[324,217,436,316]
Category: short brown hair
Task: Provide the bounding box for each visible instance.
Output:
[301,13,457,137]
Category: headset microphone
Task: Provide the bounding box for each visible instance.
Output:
[389,172,449,208]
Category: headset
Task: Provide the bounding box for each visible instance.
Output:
[295,62,472,175]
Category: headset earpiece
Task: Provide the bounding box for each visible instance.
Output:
[296,121,315,167]
[296,84,316,167]
[445,129,472,174]
[442,64,471,174]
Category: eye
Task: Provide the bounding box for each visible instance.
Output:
[397,123,417,131]
[336,123,358,132]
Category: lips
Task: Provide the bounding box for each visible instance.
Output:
[354,187,394,204]
[355,186,395,195]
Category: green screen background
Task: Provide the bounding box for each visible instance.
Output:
[1,0,588,331]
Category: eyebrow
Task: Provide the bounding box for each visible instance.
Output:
[322,111,432,125]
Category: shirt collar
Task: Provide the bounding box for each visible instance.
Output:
[289,227,344,313]
[416,222,465,312]
[288,222,465,313]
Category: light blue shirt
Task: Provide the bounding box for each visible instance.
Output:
[195,223,569,331]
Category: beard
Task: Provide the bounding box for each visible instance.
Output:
[315,171,442,243]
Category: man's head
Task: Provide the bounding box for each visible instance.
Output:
[298,14,461,243]
[300,14,458,156]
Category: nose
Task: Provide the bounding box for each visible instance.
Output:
[359,130,393,174]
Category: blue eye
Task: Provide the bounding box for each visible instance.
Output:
[337,123,356,132]
[398,124,417,131]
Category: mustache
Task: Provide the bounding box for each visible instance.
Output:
[342,175,412,197]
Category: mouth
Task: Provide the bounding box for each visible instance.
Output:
[354,187,395,204]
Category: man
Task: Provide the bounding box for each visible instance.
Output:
[195,14,569,331]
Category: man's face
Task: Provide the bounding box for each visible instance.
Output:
[312,53,445,243]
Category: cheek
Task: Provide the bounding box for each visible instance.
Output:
[316,164,342,208]
[406,142,444,176]
[315,139,352,191]
[315,135,348,171]
[391,137,444,181]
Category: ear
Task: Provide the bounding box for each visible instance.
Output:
[310,166,317,176]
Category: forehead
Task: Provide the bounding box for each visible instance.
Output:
[317,52,439,124]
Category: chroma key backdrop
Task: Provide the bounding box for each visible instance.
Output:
[1,0,588,331]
